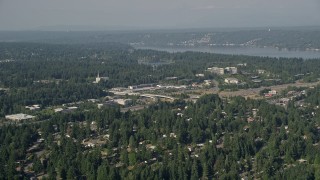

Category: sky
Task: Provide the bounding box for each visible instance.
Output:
[0,0,320,30]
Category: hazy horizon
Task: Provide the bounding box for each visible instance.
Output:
[1,0,320,31]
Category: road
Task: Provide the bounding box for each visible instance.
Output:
[121,105,147,113]
[191,80,320,99]
[219,80,320,98]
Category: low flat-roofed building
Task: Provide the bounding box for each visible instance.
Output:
[195,73,205,77]
[204,80,212,85]
[5,113,35,122]
[25,105,40,111]
[237,63,247,67]
[110,87,127,92]
[0,88,9,92]
[54,108,64,113]
[225,78,239,84]
[209,67,225,75]
[54,107,78,113]
[165,77,178,80]
[93,73,109,84]
[114,99,133,106]
[268,90,277,95]
[128,83,155,90]
[225,67,238,74]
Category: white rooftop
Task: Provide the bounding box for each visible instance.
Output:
[5,113,35,121]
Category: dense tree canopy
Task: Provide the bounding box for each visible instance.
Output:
[0,42,320,179]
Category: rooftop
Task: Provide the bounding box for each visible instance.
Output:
[5,113,35,121]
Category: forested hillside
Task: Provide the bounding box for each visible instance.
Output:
[0,42,320,179]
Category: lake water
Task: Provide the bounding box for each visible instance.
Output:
[136,46,320,59]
